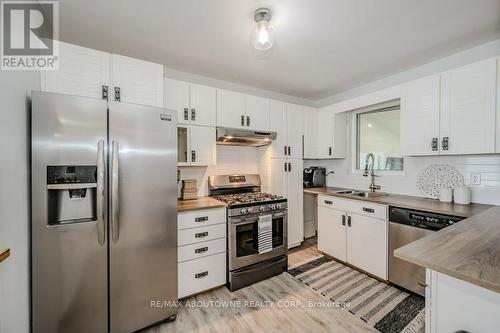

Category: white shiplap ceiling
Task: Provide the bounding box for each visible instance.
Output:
[57,0,500,100]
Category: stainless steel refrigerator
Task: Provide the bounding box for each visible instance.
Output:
[31,91,178,333]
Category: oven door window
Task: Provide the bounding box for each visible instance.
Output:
[235,215,285,257]
[236,222,258,257]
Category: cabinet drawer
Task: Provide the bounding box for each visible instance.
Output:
[318,195,387,220]
[178,238,226,263]
[178,208,226,230]
[178,223,226,246]
[178,253,226,299]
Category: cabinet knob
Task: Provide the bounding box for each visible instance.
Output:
[328,147,332,156]
[241,115,245,126]
[191,108,196,121]
[246,116,250,127]
[114,87,121,102]
[102,85,109,101]
[184,108,189,120]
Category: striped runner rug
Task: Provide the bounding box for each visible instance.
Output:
[288,255,425,333]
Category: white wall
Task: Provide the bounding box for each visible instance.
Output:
[305,155,500,205]
[0,70,40,333]
[178,146,259,196]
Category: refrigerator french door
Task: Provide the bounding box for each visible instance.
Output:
[31,91,178,333]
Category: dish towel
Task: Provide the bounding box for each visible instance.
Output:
[258,214,273,254]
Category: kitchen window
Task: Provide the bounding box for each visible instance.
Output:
[354,102,404,172]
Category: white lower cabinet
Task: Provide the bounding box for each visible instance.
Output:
[426,269,500,333]
[177,208,227,299]
[317,196,388,280]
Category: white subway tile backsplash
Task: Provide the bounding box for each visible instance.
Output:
[178,146,259,196]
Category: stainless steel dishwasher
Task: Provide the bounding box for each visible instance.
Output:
[388,207,464,296]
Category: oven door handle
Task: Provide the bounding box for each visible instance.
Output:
[230,213,286,225]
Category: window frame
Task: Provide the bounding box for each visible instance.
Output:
[349,103,406,176]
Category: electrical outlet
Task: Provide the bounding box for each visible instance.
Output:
[471,173,481,185]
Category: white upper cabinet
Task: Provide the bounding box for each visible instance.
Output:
[401,75,441,156]
[111,54,164,107]
[190,84,217,127]
[216,89,270,130]
[216,89,246,128]
[164,78,190,124]
[269,102,304,159]
[165,79,216,126]
[41,42,164,107]
[286,103,304,159]
[303,107,318,159]
[41,42,110,99]
[269,100,288,159]
[177,125,215,166]
[316,108,347,159]
[245,95,270,130]
[400,58,497,156]
[440,58,496,155]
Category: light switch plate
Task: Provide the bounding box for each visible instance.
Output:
[471,173,481,185]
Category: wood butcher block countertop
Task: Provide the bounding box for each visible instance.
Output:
[0,249,10,263]
[177,197,226,212]
[305,186,500,293]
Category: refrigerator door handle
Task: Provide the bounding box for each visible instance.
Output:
[111,140,120,242]
[96,139,106,245]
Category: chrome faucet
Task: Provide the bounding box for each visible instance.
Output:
[363,153,381,192]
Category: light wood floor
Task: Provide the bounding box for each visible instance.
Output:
[144,238,377,333]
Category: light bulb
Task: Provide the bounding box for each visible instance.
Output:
[251,8,275,54]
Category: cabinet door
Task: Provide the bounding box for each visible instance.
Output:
[164,78,190,124]
[317,206,347,261]
[190,84,216,127]
[286,104,304,159]
[303,107,318,159]
[440,59,496,155]
[287,159,303,248]
[347,213,387,279]
[400,75,441,156]
[317,108,333,159]
[332,112,347,158]
[216,89,246,128]
[269,100,287,158]
[190,125,216,166]
[111,54,164,107]
[41,42,110,98]
[245,95,270,130]
[269,158,287,197]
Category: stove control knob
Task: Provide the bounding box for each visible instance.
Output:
[259,206,265,212]
[240,208,247,214]
[270,204,276,210]
[276,204,282,209]
[247,207,254,213]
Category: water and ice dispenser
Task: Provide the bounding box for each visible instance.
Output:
[47,165,98,225]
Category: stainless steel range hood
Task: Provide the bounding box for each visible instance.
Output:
[216,127,277,147]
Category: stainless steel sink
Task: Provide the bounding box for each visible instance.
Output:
[334,189,387,199]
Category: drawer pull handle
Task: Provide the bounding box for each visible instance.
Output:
[195,271,208,279]
[324,200,333,205]
[195,246,208,254]
[195,232,208,238]
[347,216,352,227]
[195,216,208,222]
[363,207,375,213]
[342,215,346,226]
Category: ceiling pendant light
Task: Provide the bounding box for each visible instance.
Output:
[251,8,275,57]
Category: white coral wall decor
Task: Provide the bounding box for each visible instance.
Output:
[416,164,464,199]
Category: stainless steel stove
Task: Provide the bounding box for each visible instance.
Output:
[208,174,288,292]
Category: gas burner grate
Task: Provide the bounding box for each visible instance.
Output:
[212,192,284,205]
